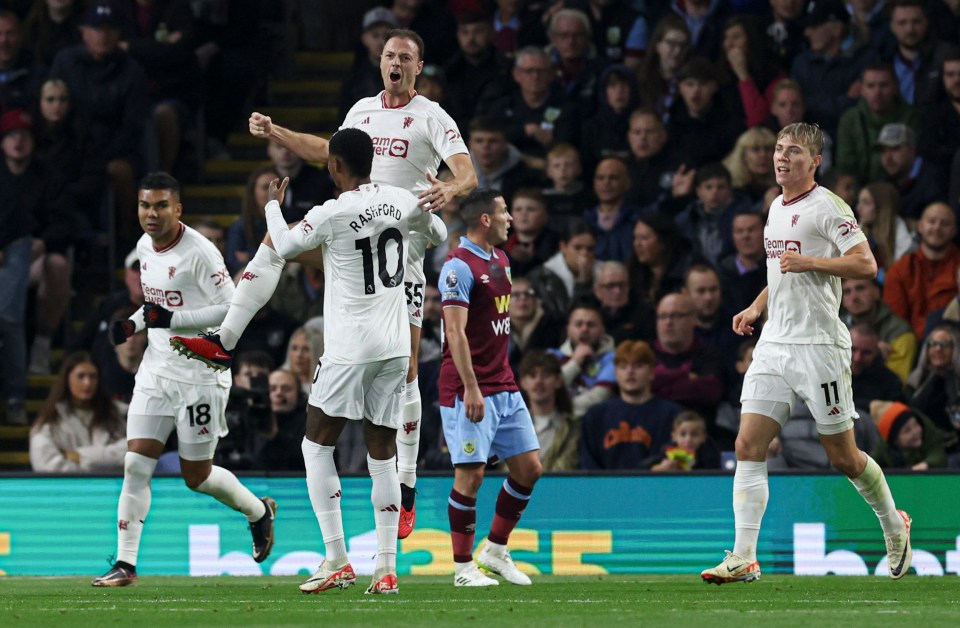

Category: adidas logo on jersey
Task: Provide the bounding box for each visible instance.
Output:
[198,427,210,435]
[360,116,370,124]
[828,407,841,416]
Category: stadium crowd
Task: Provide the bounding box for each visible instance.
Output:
[3,0,960,473]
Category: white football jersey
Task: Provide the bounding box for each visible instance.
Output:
[342,92,467,275]
[761,185,867,348]
[137,224,234,386]
[267,183,438,364]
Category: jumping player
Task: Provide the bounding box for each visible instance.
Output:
[175,29,476,538]
[700,123,912,585]
[93,173,274,587]
[438,189,542,587]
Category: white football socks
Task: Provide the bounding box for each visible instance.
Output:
[219,244,286,350]
[396,378,421,488]
[368,454,400,575]
[850,453,903,536]
[732,460,768,562]
[302,438,348,564]
[116,452,157,566]
[194,465,266,522]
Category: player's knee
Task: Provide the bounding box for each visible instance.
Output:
[123,452,156,483]
[734,435,766,462]
[516,460,543,487]
[182,469,209,490]
[829,453,862,478]
[459,469,485,495]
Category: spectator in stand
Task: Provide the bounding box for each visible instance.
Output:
[249,368,307,472]
[763,0,807,74]
[884,202,960,338]
[714,336,756,447]
[118,0,202,177]
[50,0,149,246]
[918,53,960,188]
[668,0,732,60]
[885,0,958,107]
[651,292,726,423]
[841,278,917,383]
[624,108,683,209]
[905,325,960,453]
[526,219,597,321]
[339,7,396,123]
[549,301,617,418]
[490,0,548,58]
[649,410,722,471]
[226,165,277,275]
[790,0,875,138]
[719,15,786,129]
[545,8,607,118]
[191,217,225,257]
[518,350,579,471]
[30,78,104,233]
[280,326,323,397]
[847,0,894,56]
[584,157,640,261]
[762,79,837,173]
[672,163,748,266]
[718,209,767,316]
[668,56,745,168]
[508,275,565,374]
[215,349,272,470]
[871,400,947,470]
[29,351,127,473]
[627,214,693,313]
[836,63,918,185]
[72,249,142,353]
[480,46,577,164]
[850,323,905,409]
[415,63,463,127]
[541,142,596,228]
[266,139,335,223]
[592,260,652,344]
[468,114,547,203]
[684,263,741,367]
[0,109,73,376]
[100,304,145,403]
[854,181,913,272]
[444,11,511,131]
[22,0,82,72]
[579,339,680,470]
[0,9,39,110]
[576,0,648,68]
[501,187,559,277]
[876,123,944,221]
[579,64,638,178]
[722,127,777,205]
[636,13,690,120]
[388,0,458,64]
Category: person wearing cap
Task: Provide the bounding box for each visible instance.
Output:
[49,0,149,247]
[876,123,945,220]
[702,122,913,585]
[667,56,745,168]
[837,63,919,185]
[338,7,399,122]
[870,400,947,469]
[884,203,960,338]
[790,0,876,138]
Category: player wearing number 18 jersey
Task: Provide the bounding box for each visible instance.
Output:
[701,123,911,586]
[93,173,274,588]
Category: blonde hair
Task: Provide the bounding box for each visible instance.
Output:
[723,127,777,188]
[860,181,901,268]
[777,122,824,157]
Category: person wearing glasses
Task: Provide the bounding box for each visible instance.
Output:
[905,324,960,461]
[592,260,651,344]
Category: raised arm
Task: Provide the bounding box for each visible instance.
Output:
[249,112,330,163]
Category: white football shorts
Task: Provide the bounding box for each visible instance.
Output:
[309,356,409,428]
[127,369,229,460]
[741,339,857,435]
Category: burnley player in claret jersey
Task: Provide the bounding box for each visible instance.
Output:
[438,189,542,587]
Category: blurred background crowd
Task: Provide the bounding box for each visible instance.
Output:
[1,0,959,475]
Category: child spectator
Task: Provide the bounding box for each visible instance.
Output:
[542,143,595,229]
[649,410,721,471]
[502,187,559,277]
[29,351,126,473]
[871,401,947,470]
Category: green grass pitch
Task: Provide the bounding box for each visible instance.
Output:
[1,575,958,627]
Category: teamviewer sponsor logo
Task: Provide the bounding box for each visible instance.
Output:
[371,136,409,158]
